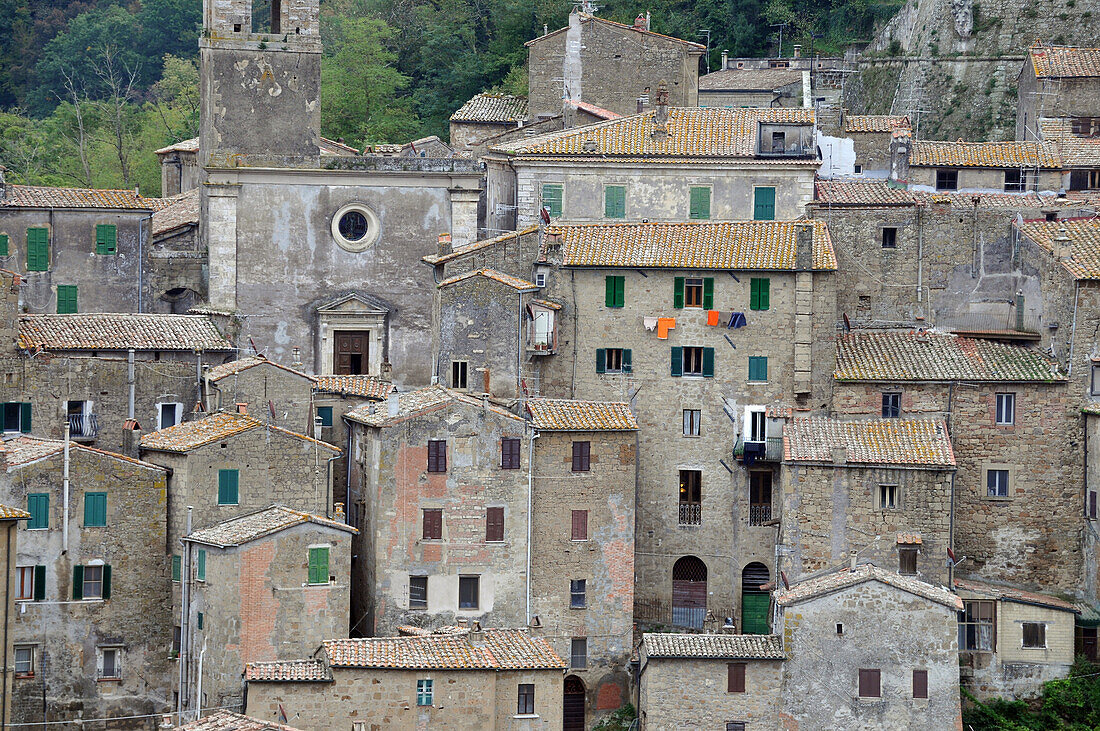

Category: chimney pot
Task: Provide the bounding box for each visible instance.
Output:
[437,232,452,257]
[793,44,802,58]
[721,49,729,69]
[832,446,847,465]
[334,502,346,521]
[235,402,248,414]
[387,393,399,417]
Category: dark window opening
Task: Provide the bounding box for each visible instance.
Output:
[422,508,442,540]
[683,347,704,376]
[458,575,479,609]
[338,211,369,242]
[679,470,702,525]
[570,580,586,609]
[858,669,881,698]
[899,547,918,575]
[409,576,428,609]
[882,392,901,418]
[882,227,897,249]
[571,441,590,472]
[913,669,928,699]
[958,600,995,651]
[936,169,959,191]
[684,278,705,308]
[427,440,447,473]
[501,438,521,469]
[451,361,468,389]
[749,471,772,526]
[334,331,369,375]
[517,683,535,714]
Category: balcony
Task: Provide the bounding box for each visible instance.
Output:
[749,503,772,526]
[734,437,783,463]
[67,413,99,439]
[678,503,701,526]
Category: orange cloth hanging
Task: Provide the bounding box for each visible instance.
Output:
[657,317,676,339]
[707,310,720,326]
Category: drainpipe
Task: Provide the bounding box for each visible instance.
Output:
[177,507,192,725]
[1068,282,1080,376]
[916,204,924,303]
[948,470,957,589]
[62,420,70,555]
[127,349,135,420]
[2,521,13,730]
[195,637,207,718]
[526,427,539,624]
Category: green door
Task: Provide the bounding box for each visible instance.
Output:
[741,592,770,634]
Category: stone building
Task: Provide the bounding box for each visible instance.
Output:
[1033,117,1100,193]
[484,106,818,232]
[178,709,303,731]
[525,12,703,121]
[156,138,202,198]
[449,94,531,156]
[2,437,173,727]
[635,633,784,730]
[817,114,910,178]
[776,564,963,730]
[833,330,1081,594]
[1017,45,1100,142]
[897,139,1063,193]
[311,375,392,503]
[0,503,30,729]
[697,67,804,109]
[196,0,483,385]
[526,398,637,726]
[203,356,317,433]
[149,189,204,312]
[244,628,566,730]
[181,506,356,712]
[780,416,957,586]
[955,578,1079,700]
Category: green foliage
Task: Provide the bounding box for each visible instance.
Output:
[962,658,1100,731]
[591,703,636,731]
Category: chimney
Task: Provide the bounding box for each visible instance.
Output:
[1053,227,1073,260]
[646,11,651,31]
[437,232,452,257]
[832,446,847,465]
[334,502,346,522]
[482,367,491,394]
[1014,291,1025,331]
[888,128,911,184]
[122,419,142,458]
[849,552,858,570]
[796,225,813,270]
[387,393,399,417]
[721,49,729,69]
[793,44,801,58]
[563,99,578,129]
[651,81,669,141]
[235,402,248,415]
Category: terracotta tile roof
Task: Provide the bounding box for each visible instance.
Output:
[955,578,1078,612]
[527,398,638,431]
[346,386,523,428]
[1,184,169,210]
[549,220,836,271]
[491,107,815,161]
[244,660,331,683]
[1017,218,1100,280]
[698,68,803,91]
[814,181,1069,208]
[422,226,539,265]
[2,435,168,471]
[1038,118,1100,166]
[185,505,355,547]
[897,532,923,545]
[140,411,340,453]
[152,189,199,236]
[641,633,784,660]
[525,13,705,50]
[179,710,305,731]
[0,504,31,520]
[319,136,360,155]
[531,298,562,310]
[205,355,315,383]
[155,137,200,155]
[784,417,955,467]
[1084,403,1100,416]
[18,314,233,351]
[910,140,1060,169]
[451,93,529,123]
[776,563,962,610]
[322,629,565,670]
[438,268,539,291]
[843,115,911,133]
[835,330,1065,381]
[313,376,393,400]
[564,100,622,120]
[1029,44,1100,78]
[814,181,915,206]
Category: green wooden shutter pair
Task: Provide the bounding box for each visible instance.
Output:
[95,225,117,255]
[317,406,333,427]
[621,349,633,373]
[20,402,31,433]
[27,493,48,529]
[670,347,683,377]
[749,356,768,381]
[702,278,714,309]
[750,278,770,311]
[604,276,625,308]
[56,286,78,314]
[217,469,239,505]
[26,228,48,271]
[308,547,330,585]
[197,550,206,581]
[605,186,626,218]
[83,492,107,527]
[72,565,111,600]
[753,187,776,221]
[689,187,711,219]
[0,234,8,256]
[172,555,181,582]
[33,565,45,601]
[541,184,563,218]
[673,277,685,308]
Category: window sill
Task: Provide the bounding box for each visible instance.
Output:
[97,677,122,683]
[983,496,1014,502]
[856,697,884,704]
[570,606,587,610]
[512,714,540,720]
[14,674,34,680]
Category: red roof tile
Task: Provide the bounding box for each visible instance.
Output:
[955,578,1078,612]
[322,629,565,670]
[1,185,168,210]
[18,314,233,351]
[1029,44,1100,78]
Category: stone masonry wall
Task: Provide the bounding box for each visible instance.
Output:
[638,656,782,730]
[206,362,316,434]
[437,276,527,398]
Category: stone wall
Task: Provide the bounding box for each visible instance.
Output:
[1017,74,1100,140]
[907,166,1062,193]
[206,361,316,434]
[637,655,782,730]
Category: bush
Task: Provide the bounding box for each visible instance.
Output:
[592,703,637,731]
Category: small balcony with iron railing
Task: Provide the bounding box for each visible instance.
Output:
[67,413,99,440]
[748,503,773,526]
[734,437,783,464]
[678,502,701,526]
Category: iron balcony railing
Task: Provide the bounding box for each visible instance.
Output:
[678,503,701,526]
[734,437,783,462]
[68,413,98,439]
[749,503,772,526]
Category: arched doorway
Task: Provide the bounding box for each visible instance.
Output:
[672,556,708,629]
[741,562,771,634]
[563,675,585,731]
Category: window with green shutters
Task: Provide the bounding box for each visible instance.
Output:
[95,224,117,255]
[172,555,181,582]
[72,564,110,600]
[753,187,776,221]
[56,285,77,314]
[217,469,239,505]
[748,356,768,382]
[26,228,48,271]
[703,277,714,309]
[674,277,714,309]
[749,278,770,311]
[604,276,625,308]
[197,612,204,630]
[0,234,8,256]
[596,348,631,374]
[33,565,45,601]
[671,347,715,377]
[197,549,206,582]
[541,183,563,218]
[605,186,626,218]
[689,187,711,219]
[83,492,106,527]
[308,547,330,585]
[3,402,32,433]
[317,406,333,427]
[27,494,48,530]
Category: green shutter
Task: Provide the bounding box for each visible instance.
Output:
[95,225,118,255]
[670,347,683,377]
[27,494,47,529]
[741,592,770,634]
[84,492,106,527]
[197,549,206,581]
[542,184,563,218]
[26,228,48,271]
[20,402,31,433]
[318,406,333,427]
[749,356,768,382]
[102,564,111,599]
[218,469,239,505]
[197,611,204,630]
[33,565,45,601]
[605,186,626,218]
[622,349,632,373]
[702,347,715,377]
[673,277,685,309]
[0,234,8,256]
[689,187,711,219]
[614,276,624,307]
[56,285,78,314]
[605,277,615,307]
[172,555,181,582]
[759,278,770,310]
[308,547,329,585]
[595,348,606,374]
[753,187,776,221]
[72,565,84,600]
[750,278,770,311]
[703,278,714,310]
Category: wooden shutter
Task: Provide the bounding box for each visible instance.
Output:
[542,184,563,217]
[727,663,746,693]
[622,349,632,373]
[858,669,880,697]
[308,547,329,584]
[605,277,616,307]
[596,348,606,374]
[912,669,928,699]
[486,507,505,542]
[57,286,77,314]
[502,438,520,469]
[33,565,45,601]
[749,356,767,382]
[759,278,770,309]
[670,346,683,377]
[427,441,447,472]
[702,347,715,377]
[572,441,590,471]
[95,225,117,255]
[673,277,685,308]
[197,549,206,581]
[172,555,181,582]
[753,187,776,220]
[72,565,84,600]
[703,278,714,309]
[614,276,624,307]
[218,470,239,504]
[1091,491,1097,520]
[605,186,625,218]
[689,187,710,219]
[0,234,8,256]
[102,565,111,599]
[423,508,442,540]
[27,229,48,271]
[571,510,588,540]
[20,402,31,433]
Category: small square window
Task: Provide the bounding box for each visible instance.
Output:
[683,409,701,436]
[605,348,624,372]
[726,724,747,731]
[409,576,428,609]
[417,678,433,706]
[878,484,899,510]
[882,392,901,418]
[936,169,959,191]
[853,164,863,174]
[14,646,33,677]
[1023,622,1046,648]
[995,393,1015,425]
[882,227,897,249]
[99,647,121,679]
[987,469,1010,498]
[536,272,546,287]
[451,361,468,389]
[458,575,479,609]
[570,579,586,609]
[684,278,704,308]
[1091,365,1100,396]
[570,637,587,668]
[158,403,182,430]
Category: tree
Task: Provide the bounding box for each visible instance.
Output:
[150,54,200,144]
[91,45,142,186]
[137,0,201,62]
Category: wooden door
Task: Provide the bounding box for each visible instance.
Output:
[334,331,369,375]
[563,675,585,731]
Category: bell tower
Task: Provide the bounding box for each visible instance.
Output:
[199,0,322,165]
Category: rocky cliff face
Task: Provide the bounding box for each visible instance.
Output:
[844,0,1099,140]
